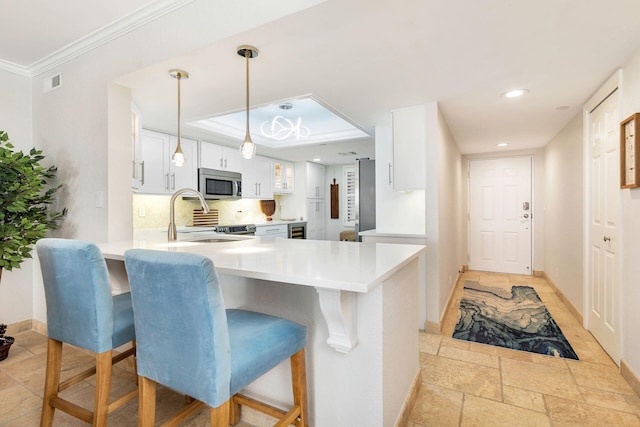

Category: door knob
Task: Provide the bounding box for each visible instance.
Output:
[603,236,611,242]
[522,213,529,219]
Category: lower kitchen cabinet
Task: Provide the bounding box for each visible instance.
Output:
[255,223,288,238]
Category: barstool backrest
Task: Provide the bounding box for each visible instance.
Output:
[36,238,115,353]
[124,249,231,407]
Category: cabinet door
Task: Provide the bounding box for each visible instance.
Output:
[242,155,273,199]
[306,162,325,198]
[274,160,295,193]
[306,198,326,240]
[222,147,242,173]
[200,141,224,170]
[138,129,170,194]
[169,136,198,192]
[392,105,426,190]
[200,142,242,173]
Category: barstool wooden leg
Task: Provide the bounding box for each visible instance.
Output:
[93,351,112,426]
[40,338,63,427]
[229,395,240,425]
[210,400,230,427]
[291,349,308,427]
[138,376,157,427]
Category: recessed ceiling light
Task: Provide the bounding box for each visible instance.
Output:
[496,143,509,147]
[555,105,570,111]
[503,89,529,98]
[312,158,321,162]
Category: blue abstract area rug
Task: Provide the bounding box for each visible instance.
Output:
[453,280,579,360]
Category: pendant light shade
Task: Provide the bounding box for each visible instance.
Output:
[169,69,189,167]
[237,45,259,159]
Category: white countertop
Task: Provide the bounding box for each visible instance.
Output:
[359,229,428,239]
[99,235,424,293]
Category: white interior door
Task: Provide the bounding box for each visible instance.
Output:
[469,157,532,275]
[587,90,621,363]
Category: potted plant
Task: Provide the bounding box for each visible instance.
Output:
[0,130,66,360]
[0,324,14,361]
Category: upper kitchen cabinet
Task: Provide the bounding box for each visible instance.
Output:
[136,129,197,194]
[200,141,241,173]
[306,162,325,199]
[242,155,273,199]
[391,105,427,191]
[274,160,295,194]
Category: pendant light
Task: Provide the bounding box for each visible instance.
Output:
[237,45,259,159]
[169,69,189,167]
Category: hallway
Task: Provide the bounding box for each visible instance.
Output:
[408,271,640,426]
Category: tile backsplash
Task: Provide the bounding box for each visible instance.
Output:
[132,194,291,229]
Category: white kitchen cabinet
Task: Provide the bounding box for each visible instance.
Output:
[255,223,288,238]
[136,129,197,194]
[306,199,326,240]
[242,155,273,199]
[306,162,325,198]
[274,160,295,194]
[200,141,241,173]
[391,105,427,191]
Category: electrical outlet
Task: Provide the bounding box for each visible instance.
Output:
[138,207,146,217]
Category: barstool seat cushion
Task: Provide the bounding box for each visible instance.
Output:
[227,309,306,395]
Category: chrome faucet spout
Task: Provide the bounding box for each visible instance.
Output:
[168,188,210,241]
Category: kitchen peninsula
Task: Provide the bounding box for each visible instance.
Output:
[99,235,425,427]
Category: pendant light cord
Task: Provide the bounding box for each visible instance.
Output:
[177,72,182,148]
[245,49,252,142]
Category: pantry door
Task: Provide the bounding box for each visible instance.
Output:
[586,85,621,363]
[468,157,533,275]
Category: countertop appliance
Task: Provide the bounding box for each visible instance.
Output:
[355,158,376,241]
[198,168,242,200]
[216,224,256,235]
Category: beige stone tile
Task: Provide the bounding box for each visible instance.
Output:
[579,386,637,414]
[501,358,582,401]
[545,394,640,426]
[503,385,546,413]
[441,336,470,351]
[421,353,502,401]
[460,394,550,426]
[408,383,463,427]
[528,353,570,368]
[419,332,441,355]
[438,346,500,369]
[0,383,42,424]
[568,360,635,394]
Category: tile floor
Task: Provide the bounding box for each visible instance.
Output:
[1,271,639,426]
[409,271,640,426]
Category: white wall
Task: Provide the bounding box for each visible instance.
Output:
[462,148,546,272]
[436,109,463,315]
[544,112,583,309]
[620,50,640,378]
[0,70,34,324]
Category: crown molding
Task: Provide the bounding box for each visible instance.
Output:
[0,0,193,78]
[0,59,30,77]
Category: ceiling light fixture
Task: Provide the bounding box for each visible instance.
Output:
[237,45,259,159]
[260,102,311,141]
[169,69,189,167]
[496,143,509,147]
[503,89,529,98]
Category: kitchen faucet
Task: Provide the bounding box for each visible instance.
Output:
[168,188,210,241]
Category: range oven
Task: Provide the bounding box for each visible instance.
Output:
[216,224,256,235]
[198,168,242,200]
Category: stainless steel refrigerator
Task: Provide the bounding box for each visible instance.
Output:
[354,158,376,241]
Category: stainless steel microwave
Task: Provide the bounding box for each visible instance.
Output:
[198,168,242,199]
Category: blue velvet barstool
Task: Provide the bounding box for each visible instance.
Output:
[36,238,137,427]
[123,249,308,427]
